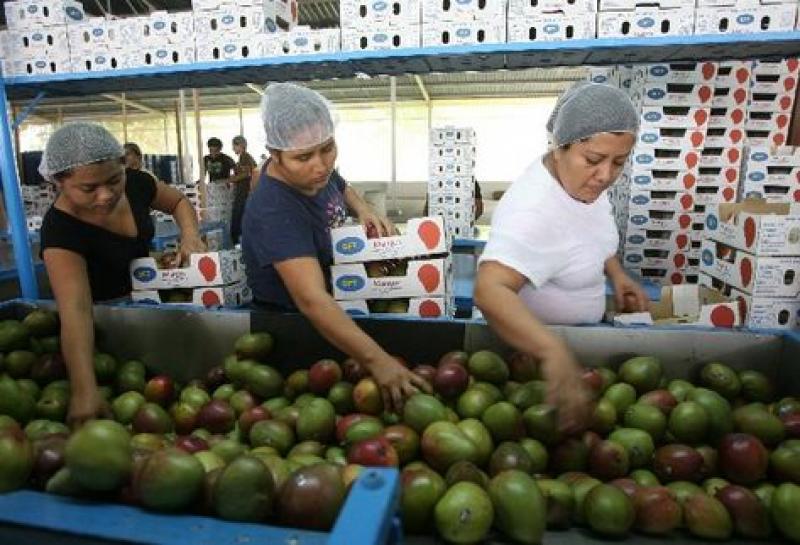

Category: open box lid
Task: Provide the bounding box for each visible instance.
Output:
[613,285,741,328]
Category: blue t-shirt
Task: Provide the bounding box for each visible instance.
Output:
[242,164,348,310]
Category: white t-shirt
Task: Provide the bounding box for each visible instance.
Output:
[479,157,619,325]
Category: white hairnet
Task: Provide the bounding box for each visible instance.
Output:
[39,122,123,181]
[260,83,335,151]
[547,82,639,147]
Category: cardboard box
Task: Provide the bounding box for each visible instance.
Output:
[749,71,798,94]
[714,61,752,86]
[694,5,797,34]
[508,0,597,17]
[619,284,743,328]
[332,216,447,263]
[744,162,800,185]
[70,49,131,72]
[331,258,448,300]
[142,11,194,44]
[746,146,800,168]
[700,238,800,297]
[4,26,69,55]
[704,200,800,255]
[422,0,506,21]
[430,144,476,162]
[694,184,738,205]
[260,0,299,32]
[697,0,798,6]
[422,21,506,46]
[639,82,713,106]
[597,8,694,38]
[67,17,117,52]
[507,13,596,42]
[627,209,703,230]
[708,106,746,128]
[338,297,449,318]
[263,28,340,56]
[634,62,718,84]
[599,0,683,8]
[130,250,244,290]
[748,91,795,113]
[697,165,739,185]
[638,126,706,148]
[429,192,475,209]
[705,126,745,147]
[429,203,474,222]
[7,52,72,75]
[340,0,421,27]
[587,66,619,85]
[751,58,800,76]
[632,146,700,170]
[430,126,476,145]
[699,146,743,168]
[139,44,196,66]
[194,7,262,37]
[197,36,256,61]
[640,106,710,128]
[623,247,693,269]
[712,85,749,108]
[341,25,421,51]
[629,189,695,212]
[624,228,694,250]
[628,265,700,286]
[428,175,475,196]
[4,0,85,29]
[741,181,800,203]
[429,161,474,178]
[131,281,252,308]
[630,168,698,191]
[700,273,799,330]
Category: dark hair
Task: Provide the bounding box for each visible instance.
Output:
[123,142,142,158]
[232,136,247,147]
[207,137,222,148]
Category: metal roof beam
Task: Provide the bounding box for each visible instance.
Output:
[412,74,430,104]
[100,93,164,116]
[245,83,265,96]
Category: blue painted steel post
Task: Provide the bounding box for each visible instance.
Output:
[328,468,401,545]
[0,78,39,298]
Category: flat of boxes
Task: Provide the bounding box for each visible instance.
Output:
[428,126,478,240]
[340,0,421,51]
[129,249,250,307]
[741,146,800,204]
[330,216,452,317]
[700,200,800,329]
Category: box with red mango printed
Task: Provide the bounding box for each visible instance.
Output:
[331,258,448,300]
[130,281,252,307]
[331,216,447,264]
[337,297,449,318]
[130,249,244,290]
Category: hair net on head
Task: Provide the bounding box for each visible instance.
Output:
[261,82,335,151]
[547,82,639,148]
[39,122,123,181]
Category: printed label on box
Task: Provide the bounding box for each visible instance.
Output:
[597,8,695,38]
[332,216,447,263]
[331,258,448,300]
[700,238,800,296]
[130,250,244,289]
[640,106,710,128]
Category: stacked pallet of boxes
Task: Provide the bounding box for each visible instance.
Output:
[422,0,506,47]
[506,0,596,44]
[619,62,715,286]
[0,0,83,76]
[330,217,450,317]
[428,126,478,240]
[193,0,268,63]
[201,182,234,224]
[745,58,800,149]
[695,0,798,36]
[20,184,56,232]
[742,145,800,203]
[340,0,421,52]
[597,0,695,39]
[129,249,250,306]
[700,200,800,329]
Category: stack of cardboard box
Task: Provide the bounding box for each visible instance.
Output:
[507,0,596,43]
[597,0,695,39]
[619,62,716,286]
[193,0,269,63]
[422,0,506,47]
[700,200,800,329]
[340,0,421,52]
[330,217,450,317]
[745,58,799,148]
[428,126,478,240]
[20,184,56,232]
[695,0,798,35]
[200,182,233,224]
[1,0,84,76]
[129,249,251,307]
[742,146,800,204]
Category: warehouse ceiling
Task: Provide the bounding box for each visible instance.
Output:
[1,1,587,118]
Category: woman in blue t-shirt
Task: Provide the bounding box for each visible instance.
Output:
[242,83,431,412]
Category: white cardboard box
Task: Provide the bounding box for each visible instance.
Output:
[341,25,421,51]
[430,126,476,145]
[422,0,506,21]
[4,0,85,29]
[194,7,262,37]
[338,297,449,318]
[714,61,752,86]
[139,44,196,66]
[634,62,718,84]
[704,200,800,256]
[700,273,799,330]
[640,106,710,128]
[694,184,738,205]
[263,28,340,56]
[632,146,701,171]
[628,265,700,286]
[331,258,448,300]
[740,181,798,203]
[745,146,800,168]
[598,0,683,8]
[697,165,740,185]
[697,0,798,6]
[624,228,694,251]
[699,146,743,168]
[7,52,71,75]
[430,144,476,162]
[744,163,800,185]
[749,71,798,94]
[627,209,703,231]
[694,5,798,34]
[67,17,117,52]
[260,0,299,32]
[623,247,694,269]
[629,189,696,212]
[340,0,421,27]
[639,82,714,106]
[618,284,743,329]
[712,85,749,108]
[597,8,695,38]
[708,106,746,128]
[196,36,256,61]
[429,161,474,178]
[70,49,131,72]
[131,281,252,308]
[422,20,506,46]
[705,126,745,147]
[4,26,69,55]
[332,216,447,263]
[142,11,194,44]
[508,0,597,17]
[752,58,800,76]
[748,92,795,114]
[130,250,245,290]
[507,13,596,42]
[630,168,698,191]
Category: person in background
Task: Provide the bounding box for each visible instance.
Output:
[474,83,649,435]
[39,123,206,427]
[229,136,257,245]
[242,83,430,412]
[123,142,157,183]
[200,137,236,184]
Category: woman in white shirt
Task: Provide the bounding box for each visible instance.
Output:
[475,82,649,434]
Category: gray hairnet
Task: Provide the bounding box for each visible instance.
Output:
[547,82,639,147]
[39,122,123,181]
[261,83,335,151]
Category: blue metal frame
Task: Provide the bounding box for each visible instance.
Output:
[0,76,38,299]
[0,468,400,545]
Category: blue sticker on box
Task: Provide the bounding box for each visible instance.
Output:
[631,215,648,226]
[702,249,714,266]
[626,254,643,264]
[628,234,646,244]
[641,133,658,144]
[336,237,366,256]
[637,17,655,29]
[748,171,765,182]
[133,267,157,283]
[336,275,366,292]
[736,14,755,25]
[650,66,668,77]
[706,214,718,230]
[643,111,662,122]
[456,28,471,38]
[544,24,559,34]
[373,1,387,10]
[751,151,768,162]
[632,195,650,205]
[647,88,666,100]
